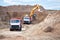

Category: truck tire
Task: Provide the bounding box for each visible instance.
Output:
[30,21,31,24]
[18,25,22,31]
[18,28,21,31]
[28,21,31,24]
[10,29,14,31]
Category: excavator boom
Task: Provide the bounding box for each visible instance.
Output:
[30,5,40,17]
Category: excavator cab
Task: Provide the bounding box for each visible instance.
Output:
[32,13,37,20]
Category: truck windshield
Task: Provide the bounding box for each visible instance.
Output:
[24,17,29,19]
[10,20,20,23]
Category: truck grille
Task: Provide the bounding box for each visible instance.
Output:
[11,25,19,29]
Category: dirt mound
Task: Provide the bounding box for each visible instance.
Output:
[43,26,53,32]
[24,11,60,36]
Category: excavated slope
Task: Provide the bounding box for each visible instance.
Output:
[23,11,60,40]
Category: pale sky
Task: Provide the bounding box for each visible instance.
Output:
[0,0,60,10]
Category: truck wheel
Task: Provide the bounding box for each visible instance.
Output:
[10,29,14,31]
[18,28,21,31]
[30,22,31,24]
[19,25,22,31]
[28,21,31,24]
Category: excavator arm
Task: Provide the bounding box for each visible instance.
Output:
[30,5,40,17]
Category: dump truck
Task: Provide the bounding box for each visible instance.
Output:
[10,18,22,31]
[23,5,40,24]
[23,14,32,24]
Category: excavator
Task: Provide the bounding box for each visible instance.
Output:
[23,5,41,24]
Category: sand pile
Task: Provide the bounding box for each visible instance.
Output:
[23,11,60,40]
[24,11,60,36]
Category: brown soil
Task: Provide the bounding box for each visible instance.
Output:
[0,5,60,40]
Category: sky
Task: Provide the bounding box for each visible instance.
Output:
[0,0,60,10]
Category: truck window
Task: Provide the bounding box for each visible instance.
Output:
[24,17,30,19]
[16,20,20,23]
[10,20,20,23]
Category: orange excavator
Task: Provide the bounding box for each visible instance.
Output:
[23,5,40,24]
[30,5,40,18]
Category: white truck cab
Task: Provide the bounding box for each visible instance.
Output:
[23,16,32,24]
[10,18,22,31]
